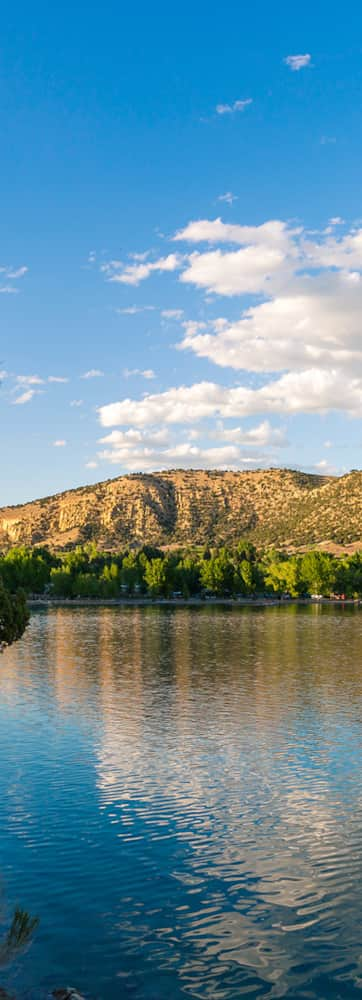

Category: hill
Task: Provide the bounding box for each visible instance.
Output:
[0,468,361,552]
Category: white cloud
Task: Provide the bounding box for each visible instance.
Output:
[218,192,238,205]
[216,98,253,115]
[180,273,362,373]
[129,251,150,262]
[95,216,362,457]
[80,369,104,379]
[16,374,44,385]
[85,460,98,469]
[214,420,288,447]
[179,244,287,296]
[102,254,181,287]
[98,442,263,472]
[70,399,84,407]
[123,368,156,379]
[98,370,362,429]
[12,389,37,405]
[99,427,169,447]
[314,458,335,472]
[161,308,184,319]
[0,265,28,279]
[284,54,311,71]
[115,305,156,315]
[97,423,268,472]
[52,439,67,447]
[0,264,28,294]
[174,217,292,247]
[6,266,28,279]
[48,375,69,383]
[173,218,297,295]
[302,228,362,270]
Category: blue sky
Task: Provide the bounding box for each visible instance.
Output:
[2,1,362,505]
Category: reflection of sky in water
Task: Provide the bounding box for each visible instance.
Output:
[0,605,362,998]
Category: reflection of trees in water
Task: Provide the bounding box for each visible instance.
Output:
[0,907,85,999]
[0,907,39,965]
[3,606,362,997]
[76,606,362,997]
[0,908,38,999]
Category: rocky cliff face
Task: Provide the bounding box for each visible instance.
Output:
[0,468,360,551]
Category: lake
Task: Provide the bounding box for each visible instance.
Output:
[1,605,362,999]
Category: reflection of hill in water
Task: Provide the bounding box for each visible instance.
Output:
[3,605,362,998]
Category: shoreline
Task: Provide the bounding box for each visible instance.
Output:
[27,596,362,609]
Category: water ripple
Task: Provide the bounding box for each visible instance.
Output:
[0,605,362,998]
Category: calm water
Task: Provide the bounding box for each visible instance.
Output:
[1,606,362,999]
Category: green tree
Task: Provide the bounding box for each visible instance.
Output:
[50,567,74,598]
[61,546,90,577]
[175,555,200,597]
[237,559,256,595]
[0,546,53,594]
[144,557,170,596]
[264,555,303,597]
[0,578,29,647]
[121,553,141,593]
[101,562,121,597]
[199,549,234,595]
[300,551,336,596]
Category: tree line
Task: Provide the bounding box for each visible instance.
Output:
[1,542,362,601]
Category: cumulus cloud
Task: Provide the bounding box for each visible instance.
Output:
[216,98,253,114]
[302,228,362,270]
[173,219,297,295]
[179,245,287,296]
[172,219,362,374]
[98,370,362,429]
[174,218,293,247]
[97,424,270,472]
[102,254,181,287]
[284,54,311,71]
[214,420,288,447]
[180,272,362,374]
[95,215,362,454]
[98,443,264,472]
[99,427,170,447]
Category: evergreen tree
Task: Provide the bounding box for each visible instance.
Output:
[0,578,29,647]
